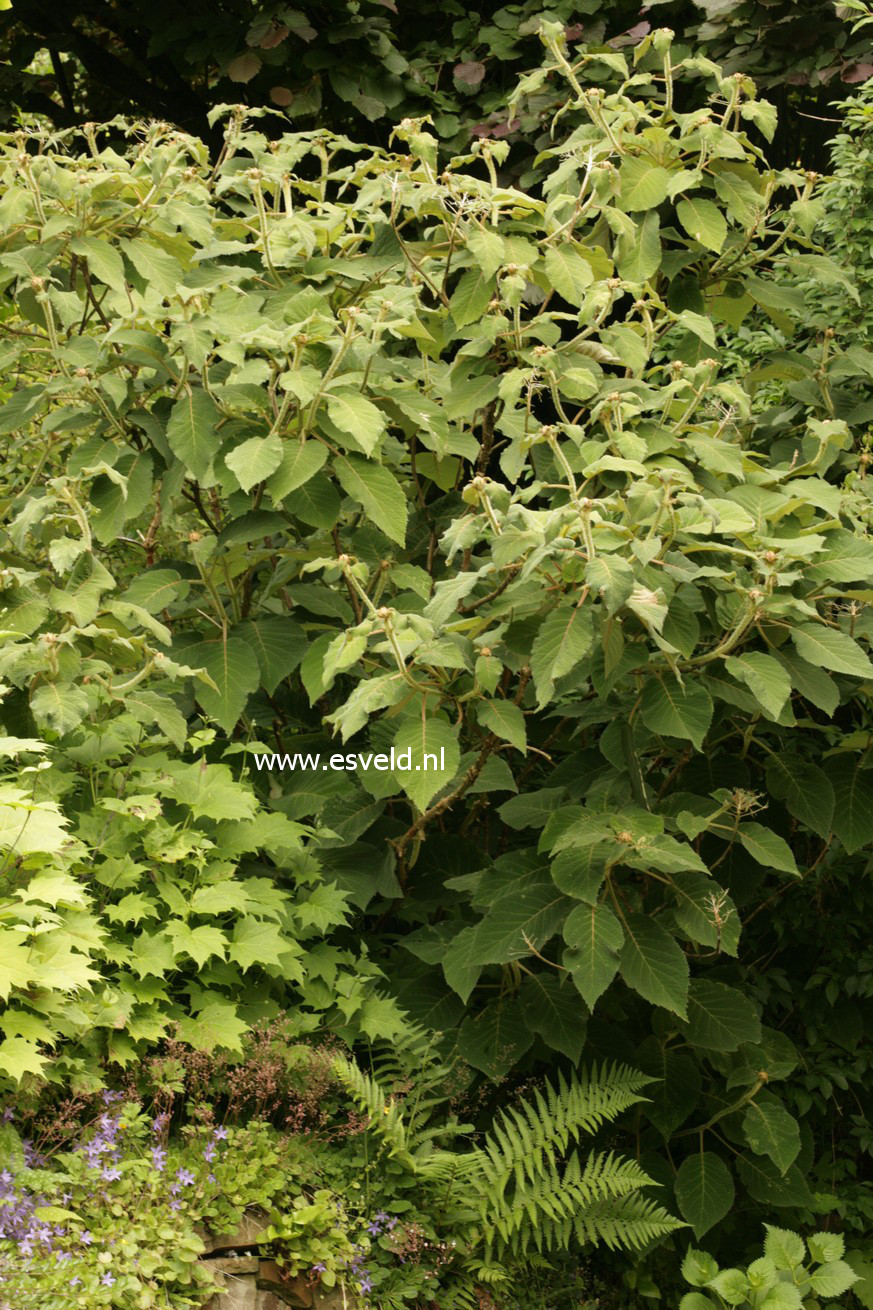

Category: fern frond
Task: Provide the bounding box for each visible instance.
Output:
[572,1193,685,1250]
[482,1062,652,1189]
[472,1062,676,1259]
[479,1151,662,1250]
[331,1055,411,1163]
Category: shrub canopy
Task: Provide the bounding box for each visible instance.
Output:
[1,24,873,1250]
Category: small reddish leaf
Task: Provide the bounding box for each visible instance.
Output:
[259,23,289,49]
[269,86,294,106]
[608,20,651,48]
[227,52,262,83]
[471,116,519,139]
[454,60,486,87]
[288,20,317,41]
[842,61,873,83]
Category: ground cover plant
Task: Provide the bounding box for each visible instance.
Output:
[0,13,871,1310]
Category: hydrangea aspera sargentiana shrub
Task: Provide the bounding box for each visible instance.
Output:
[1,25,873,1235]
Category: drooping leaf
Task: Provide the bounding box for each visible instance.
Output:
[519,973,587,1061]
[450,267,495,328]
[225,433,284,491]
[334,454,408,544]
[325,391,386,455]
[743,1096,801,1174]
[237,616,308,693]
[765,755,834,838]
[187,636,261,734]
[825,755,873,853]
[675,1153,735,1239]
[457,998,533,1081]
[641,675,713,751]
[544,245,594,301]
[530,602,593,705]
[619,157,672,211]
[478,699,527,753]
[166,388,222,481]
[738,823,799,875]
[724,652,791,719]
[619,913,689,1017]
[563,902,624,1010]
[392,716,460,810]
[677,197,727,253]
[791,623,873,679]
[684,979,761,1051]
[267,440,328,501]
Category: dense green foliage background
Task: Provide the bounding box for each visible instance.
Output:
[0,6,872,1310]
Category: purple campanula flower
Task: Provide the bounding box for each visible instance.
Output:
[176,1168,195,1187]
[102,1167,121,1182]
[101,1272,115,1286]
[203,1144,216,1162]
[151,1147,166,1172]
[213,1126,228,1141]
